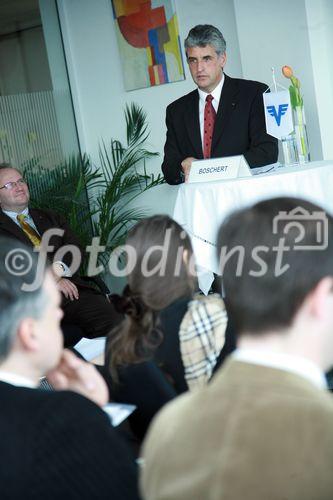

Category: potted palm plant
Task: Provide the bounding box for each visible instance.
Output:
[24,103,165,274]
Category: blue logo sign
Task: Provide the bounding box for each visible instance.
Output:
[266,104,289,126]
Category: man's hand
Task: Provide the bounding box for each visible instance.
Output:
[46,349,109,407]
[57,278,79,301]
[181,157,196,182]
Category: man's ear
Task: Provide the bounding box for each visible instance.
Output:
[16,318,39,352]
[307,277,333,319]
[219,51,227,69]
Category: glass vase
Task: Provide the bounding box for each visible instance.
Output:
[293,105,310,164]
[281,133,299,166]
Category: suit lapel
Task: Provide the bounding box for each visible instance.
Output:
[212,74,240,153]
[0,210,33,246]
[0,208,53,246]
[184,90,203,158]
[29,208,50,236]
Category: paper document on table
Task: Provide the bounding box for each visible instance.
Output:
[252,163,280,175]
[103,403,136,426]
[74,337,106,361]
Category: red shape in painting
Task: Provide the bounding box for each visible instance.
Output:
[148,65,155,85]
[117,1,166,48]
[157,64,165,84]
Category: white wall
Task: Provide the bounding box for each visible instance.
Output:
[56,0,243,216]
[56,0,333,217]
[305,0,333,160]
[233,0,324,161]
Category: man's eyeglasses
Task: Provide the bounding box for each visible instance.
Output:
[0,179,27,190]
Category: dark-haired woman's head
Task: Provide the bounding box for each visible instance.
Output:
[108,215,197,375]
[126,215,196,310]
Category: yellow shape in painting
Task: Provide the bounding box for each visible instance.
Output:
[153,65,160,85]
[164,15,184,77]
[112,0,125,17]
[146,46,153,66]
[113,0,144,17]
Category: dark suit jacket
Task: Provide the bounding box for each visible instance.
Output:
[141,359,333,499]
[155,296,190,394]
[0,208,123,341]
[0,208,83,274]
[162,74,278,184]
[0,382,140,499]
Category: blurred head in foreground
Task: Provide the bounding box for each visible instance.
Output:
[217,196,333,370]
[0,237,63,381]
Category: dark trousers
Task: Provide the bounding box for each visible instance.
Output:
[62,287,123,340]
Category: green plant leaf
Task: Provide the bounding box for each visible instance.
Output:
[24,103,165,276]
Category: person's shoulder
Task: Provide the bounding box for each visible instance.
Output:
[159,295,191,323]
[299,385,333,418]
[167,89,198,112]
[31,389,117,445]
[30,207,60,219]
[30,207,68,227]
[0,208,9,221]
[5,385,108,429]
[0,380,54,406]
[42,388,108,418]
[17,388,140,499]
[227,75,268,93]
[181,293,227,342]
[0,383,105,427]
[141,385,210,491]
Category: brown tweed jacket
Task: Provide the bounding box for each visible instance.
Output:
[141,358,333,500]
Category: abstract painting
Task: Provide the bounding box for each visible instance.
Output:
[111,0,185,91]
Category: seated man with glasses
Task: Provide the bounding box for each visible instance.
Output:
[0,163,122,345]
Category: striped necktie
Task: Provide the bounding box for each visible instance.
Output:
[17,214,41,247]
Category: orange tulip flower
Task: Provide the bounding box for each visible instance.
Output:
[282,65,293,79]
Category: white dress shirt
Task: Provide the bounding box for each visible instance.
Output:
[0,371,36,388]
[232,348,327,390]
[4,207,39,232]
[198,74,225,149]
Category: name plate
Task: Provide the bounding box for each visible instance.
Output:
[188,155,252,183]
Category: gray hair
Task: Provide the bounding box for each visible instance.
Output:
[0,237,49,361]
[184,25,226,55]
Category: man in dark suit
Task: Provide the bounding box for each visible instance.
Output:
[0,237,139,499]
[162,25,278,184]
[0,164,122,345]
[141,197,333,499]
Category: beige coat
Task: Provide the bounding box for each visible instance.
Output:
[141,358,333,500]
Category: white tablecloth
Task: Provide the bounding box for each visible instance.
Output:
[173,160,333,293]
